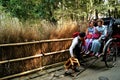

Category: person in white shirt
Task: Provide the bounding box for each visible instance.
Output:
[69,32,86,61]
[65,32,85,75]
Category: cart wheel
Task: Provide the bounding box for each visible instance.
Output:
[104,41,118,68]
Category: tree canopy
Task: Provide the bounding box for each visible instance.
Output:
[0,0,120,22]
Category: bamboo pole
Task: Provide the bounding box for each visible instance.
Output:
[0,54,43,64]
[0,61,64,80]
[44,49,69,56]
[0,38,72,47]
[0,49,69,64]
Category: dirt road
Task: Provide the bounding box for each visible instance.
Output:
[12,57,120,80]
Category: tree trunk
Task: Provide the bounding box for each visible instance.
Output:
[95,9,98,19]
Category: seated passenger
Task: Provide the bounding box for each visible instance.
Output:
[85,20,95,52]
[89,19,107,57]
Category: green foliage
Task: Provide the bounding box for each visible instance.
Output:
[36,0,61,23]
[0,0,38,21]
[0,0,62,22]
[0,0,120,22]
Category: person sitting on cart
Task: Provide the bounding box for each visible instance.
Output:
[85,20,95,52]
[89,18,107,57]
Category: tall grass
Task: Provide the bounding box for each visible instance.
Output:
[0,13,87,77]
[0,12,87,43]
